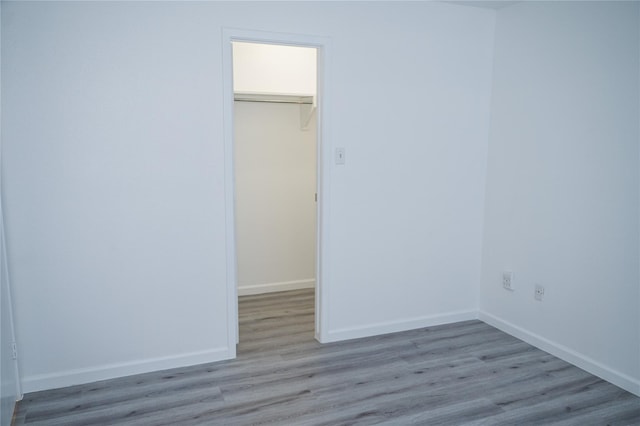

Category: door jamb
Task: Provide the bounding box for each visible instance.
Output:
[221,28,333,357]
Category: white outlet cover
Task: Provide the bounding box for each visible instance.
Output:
[502,271,514,291]
[535,285,544,301]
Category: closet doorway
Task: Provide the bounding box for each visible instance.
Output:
[222,29,330,352]
[233,41,317,304]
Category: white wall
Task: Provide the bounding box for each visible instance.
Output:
[234,101,316,295]
[481,1,640,395]
[0,223,19,426]
[233,42,317,96]
[321,3,495,340]
[2,1,495,391]
[0,1,21,421]
[3,2,231,392]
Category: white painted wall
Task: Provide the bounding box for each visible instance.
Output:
[3,2,231,392]
[0,2,21,421]
[234,101,316,295]
[0,215,19,426]
[232,42,316,96]
[2,1,495,392]
[481,1,640,395]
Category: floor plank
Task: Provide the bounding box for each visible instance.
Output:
[14,289,640,425]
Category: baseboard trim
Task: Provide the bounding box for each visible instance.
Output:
[479,311,640,397]
[238,278,315,296]
[22,310,639,398]
[21,346,233,394]
[324,310,477,343]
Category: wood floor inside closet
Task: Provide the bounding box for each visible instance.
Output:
[14,289,640,425]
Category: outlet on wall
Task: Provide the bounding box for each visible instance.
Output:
[535,284,545,301]
[502,271,514,291]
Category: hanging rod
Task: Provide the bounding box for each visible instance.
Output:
[234,92,314,105]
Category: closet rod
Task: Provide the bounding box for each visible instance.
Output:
[234,93,314,105]
[234,98,313,105]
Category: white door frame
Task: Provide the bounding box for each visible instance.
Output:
[222,28,333,356]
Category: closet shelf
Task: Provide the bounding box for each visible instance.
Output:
[234,92,316,130]
[234,92,314,105]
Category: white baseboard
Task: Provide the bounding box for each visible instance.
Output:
[323,310,477,343]
[238,278,315,296]
[21,346,233,394]
[23,310,639,399]
[479,311,640,397]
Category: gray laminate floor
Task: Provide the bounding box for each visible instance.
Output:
[13,289,640,425]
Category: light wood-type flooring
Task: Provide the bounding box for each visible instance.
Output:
[13,289,640,425]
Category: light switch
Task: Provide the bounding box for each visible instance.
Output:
[335,148,346,165]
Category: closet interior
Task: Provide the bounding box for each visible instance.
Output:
[232,42,318,304]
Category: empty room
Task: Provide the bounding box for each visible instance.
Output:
[0,0,638,424]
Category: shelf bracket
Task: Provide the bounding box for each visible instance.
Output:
[300,96,316,131]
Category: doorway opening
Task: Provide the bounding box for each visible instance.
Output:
[222,29,331,356]
[234,41,317,346]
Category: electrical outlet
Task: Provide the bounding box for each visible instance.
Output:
[502,271,514,291]
[535,284,544,301]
